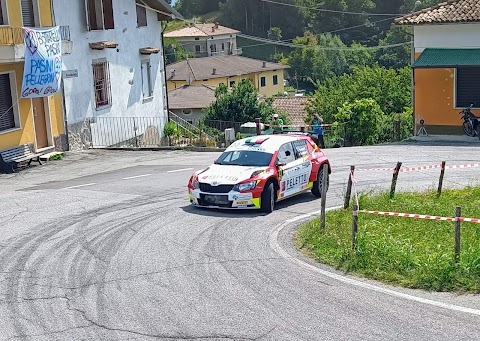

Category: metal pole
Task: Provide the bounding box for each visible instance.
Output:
[320,163,329,231]
[437,161,446,197]
[455,206,461,264]
[255,118,261,136]
[352,204,359,249]
[344,165,355,209]
[390,162,402,199]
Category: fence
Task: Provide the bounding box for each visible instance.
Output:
[204,120,243,135]
[343,160,480,262]
[90,116,166,148]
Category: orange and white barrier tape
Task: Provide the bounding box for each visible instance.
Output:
[357,162,480,173]
[359,210,480,223]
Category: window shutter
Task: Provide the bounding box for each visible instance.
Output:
[456,68,480,107]
[0,3,4,25]
[102,0,114,29]
[136,1,147,27]
[21,0,35,27]
[0,74,15,132]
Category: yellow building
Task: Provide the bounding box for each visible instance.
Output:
[166,55,288,98]
[0,0,68,153]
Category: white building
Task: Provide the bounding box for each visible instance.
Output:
[53,0,181,149]
[165,23,241,57]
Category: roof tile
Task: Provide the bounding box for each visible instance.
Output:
[395,0,480,25]
[272,97,311,127]
[167,85,216,109]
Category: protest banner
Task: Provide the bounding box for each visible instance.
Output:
[21,26,62,99]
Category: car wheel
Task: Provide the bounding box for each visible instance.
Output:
[312,166,329,198]
[261,182,275,213]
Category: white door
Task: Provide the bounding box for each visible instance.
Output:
[277,142,312,198]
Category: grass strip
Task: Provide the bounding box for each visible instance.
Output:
[296,186,480,293]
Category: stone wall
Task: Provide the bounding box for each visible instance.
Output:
[67,120,92,151]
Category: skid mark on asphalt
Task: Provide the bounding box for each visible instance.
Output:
[270,209,480,317]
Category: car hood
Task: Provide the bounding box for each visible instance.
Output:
[198,164,267,185]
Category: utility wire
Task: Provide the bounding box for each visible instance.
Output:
[259,0,407,16]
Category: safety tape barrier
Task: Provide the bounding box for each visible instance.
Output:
[356,162,480,173]
[359,210,480,223]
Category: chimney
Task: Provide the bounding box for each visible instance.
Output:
[212,27,215,32]
[212,68,217,75]
[262,61,267,68]
[214,22,219,29]
[170,69,176,78]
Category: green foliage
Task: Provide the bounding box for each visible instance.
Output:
[336,98,383,145]
[48,152,65,161]
[267,27,282,41]
[375,26,413,69]
[164,38,194,65]
[174,0,221,17]
[296,186,480,293]
[163,121,177,137]
[309,65,411,123]
[204,80,284,123]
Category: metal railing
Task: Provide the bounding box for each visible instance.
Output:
[204,120,243,135]
[168,112,219,147]
[89,116,166,148]
[0,25,70,45]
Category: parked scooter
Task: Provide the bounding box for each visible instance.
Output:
[459,104,480,139]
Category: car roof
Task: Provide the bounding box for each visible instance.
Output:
[226,135,304,154]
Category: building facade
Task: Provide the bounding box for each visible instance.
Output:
[166,55,288,98]
[165,23,241,57]
[52,0,180,149]
[0,0,68,152]
[396,0,480,135]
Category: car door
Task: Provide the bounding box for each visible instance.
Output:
[277,142,309,199]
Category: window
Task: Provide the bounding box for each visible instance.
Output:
[182,109,192,115]
[456,67,480,108]
[278,143,295,164]
[0,0,8,25]
[195,37,199,41]
[260,76,266,87]
[86,0,114,30]
[21,0,35,27]
[216,151,273,167]
[92,60,112,109]
[273,75,278,85]
[221,43,225,51]
[0,73,19,133]
[195,45,201,54]
[229,80,235,87]
[136,0,147,27]
[210,44,217,53]
[292,139,309,159]
[141,59,153,99]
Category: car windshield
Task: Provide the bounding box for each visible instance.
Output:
[215,150,273,167]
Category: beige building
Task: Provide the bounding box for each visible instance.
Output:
[165,23,241,57]
[166,55,288,97]
[168,85,216,125]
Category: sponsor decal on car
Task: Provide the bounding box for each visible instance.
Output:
[285,173,309,191]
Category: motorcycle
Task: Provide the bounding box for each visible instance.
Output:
[459,104,480,139]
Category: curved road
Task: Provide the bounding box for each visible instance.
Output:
[0,142,479,340]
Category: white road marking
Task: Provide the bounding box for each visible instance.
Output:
[270,207,480,317]
[167,168,193,173]
[123,174,152,180]
[63,183,97,190]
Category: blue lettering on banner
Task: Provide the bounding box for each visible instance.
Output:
[21,27,62,99]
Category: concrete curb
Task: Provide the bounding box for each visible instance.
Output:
[99,147,226,152]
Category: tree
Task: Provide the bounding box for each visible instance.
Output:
[308,65,412,125]
[267,27,282,54]
[163,38,194,65]
[204,80,286,123]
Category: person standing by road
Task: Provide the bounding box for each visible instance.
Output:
[271,114,284,133]
[310,114,325,149]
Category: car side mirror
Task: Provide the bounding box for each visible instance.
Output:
[276,160,286,167]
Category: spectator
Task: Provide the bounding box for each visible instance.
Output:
[310,114,325,149]
[271,114,284,133]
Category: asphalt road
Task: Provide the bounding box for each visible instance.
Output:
[0,141,480,341]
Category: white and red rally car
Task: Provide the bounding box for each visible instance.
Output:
[188,134,331,213]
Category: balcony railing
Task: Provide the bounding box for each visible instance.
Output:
[0,26,70,45]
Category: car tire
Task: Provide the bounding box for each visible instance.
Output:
[312,166,329,198]
[261,182,275,213]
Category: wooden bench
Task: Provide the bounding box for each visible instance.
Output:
[0,144,44,173]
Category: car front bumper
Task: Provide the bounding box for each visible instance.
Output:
[189,189,261,209]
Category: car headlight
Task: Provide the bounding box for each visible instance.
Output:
[190,176,199,189]
[233,180,257,192]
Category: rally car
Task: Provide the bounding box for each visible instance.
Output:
[188,134,331,213]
